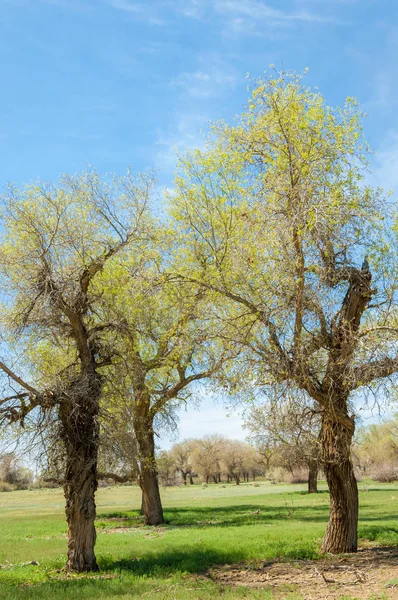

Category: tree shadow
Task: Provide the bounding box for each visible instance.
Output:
[102,546,247,576]
[99,503,331,528]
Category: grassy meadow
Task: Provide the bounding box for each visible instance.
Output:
[0,481,397,599]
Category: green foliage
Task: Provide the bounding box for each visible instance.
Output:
[170,68,396,401]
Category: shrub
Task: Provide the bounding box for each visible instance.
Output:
[372,462,398,483]
[0,481,14,492]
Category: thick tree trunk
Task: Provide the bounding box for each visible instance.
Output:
[308,459,318,494]
[134,414,164,526]
[320,411,358,554]
[60,378,100,572]
[189,474,194,485]
[139,468,164,525]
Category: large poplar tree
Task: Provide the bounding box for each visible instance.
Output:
[171,70,398,553]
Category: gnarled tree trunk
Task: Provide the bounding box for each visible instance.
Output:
[320,408,358,554]
[60,376,100,572]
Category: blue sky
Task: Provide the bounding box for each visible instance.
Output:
[1,0,397,445]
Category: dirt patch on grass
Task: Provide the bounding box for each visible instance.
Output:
[208,547,398,599]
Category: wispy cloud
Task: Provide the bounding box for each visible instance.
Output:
[171,61,238,99]
[216,0,332,23]
[371,132,398,195]
[214,0,340,36]
[103,0,338,31]
[104,0,165,25]
[155,112,209,170]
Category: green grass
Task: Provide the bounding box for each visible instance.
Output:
[0,481,397,599]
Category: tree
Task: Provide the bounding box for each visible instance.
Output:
[0,169,152,571]
[355,417,398,482]
[220,439,247,484]
[100,260,229,525]
[169,439,196,484]
[171,69,398,553]
[245,393,321,493]
[0,453,34,488]
[190,434,224,483]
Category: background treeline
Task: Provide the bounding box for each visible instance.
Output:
[4,411,397,492]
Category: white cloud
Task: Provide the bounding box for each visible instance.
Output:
[371,133,398,195]
[103,0,338,32]
[171,68,237,99]
[215,0,338,26]
[155,112,209,171]
[104,0,165,25]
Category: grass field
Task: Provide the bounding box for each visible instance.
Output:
[0,481,397,599]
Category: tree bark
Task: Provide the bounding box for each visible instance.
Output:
[308,459,318,494]
[189,474,194,485]
[134,415,164,526]
[320,410,358,554]
[139,467,164,525]
[60,377,100,572]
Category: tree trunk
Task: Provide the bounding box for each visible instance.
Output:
[134,413,164,526]
[320,410,358,554]
[139,467,164,525]
[60,379,100,572]
[308,459,318,494]
[189,474,194,485]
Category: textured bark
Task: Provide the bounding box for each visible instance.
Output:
[134,413,164,526]
[318,264,371,553]
[60,376,100,572]
[308,459,318,494]
[139,467,164,525]
[320,410,358,554]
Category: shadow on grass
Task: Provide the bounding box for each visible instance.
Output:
[101,542,319,577]
[102,546,247,576]
[98,498,397,531]
[99,503,332,528]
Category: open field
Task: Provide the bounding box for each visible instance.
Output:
[0,481,397,599]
